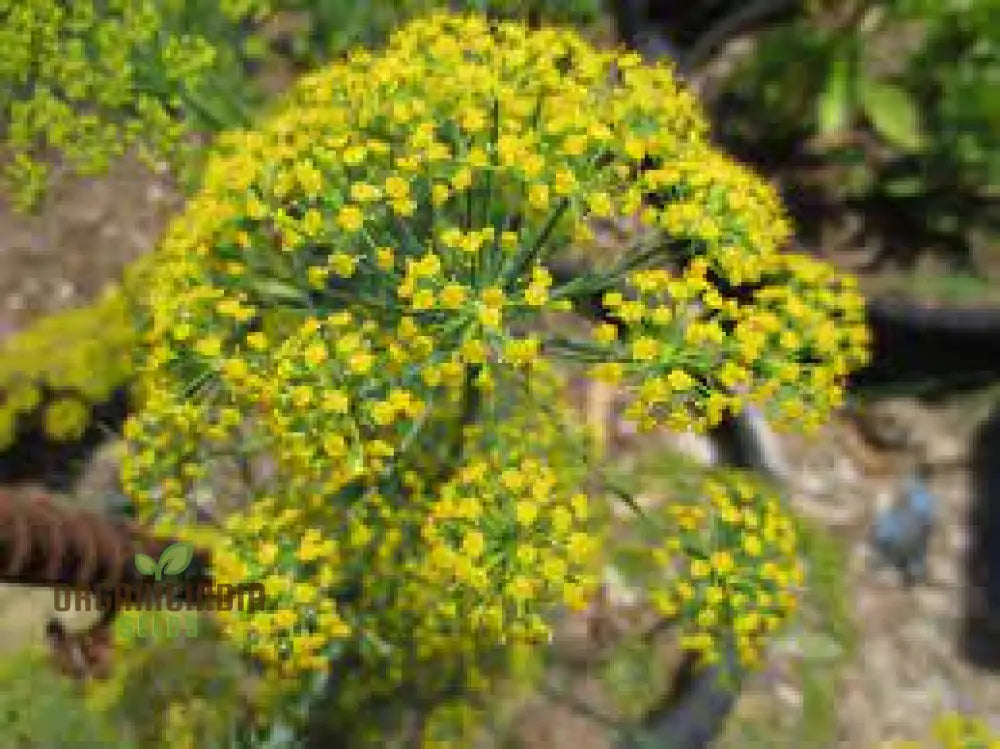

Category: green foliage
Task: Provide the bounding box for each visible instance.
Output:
[794,516,856,656]
[0,647,134,748]
[719,0,1000,271]
[0,285,137,450]
[257,0,604,71]
[714,516,855,749]
[86,612,255,749]
[0,612,254,749]
[870,268,1000,305]
[856,76,924,152]
[260,0,438,67]
[598,631,677,725]
[904,0,1000,191]
[792,518,855,746]
[461,0,602,23]
[0,0,269,210]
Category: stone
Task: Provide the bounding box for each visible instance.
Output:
[661,428,717,466]
[913,587,953,618]
[791,492,864,527]
[54,280,74,302]
[774,682,803,711]
[795,469,826,497]
[927,555,963,589]
[6,292,25,311]
[835,455,860,485]
[852,397,927,450]
[73,440,125,504]
[920,433,969,467]
[602,565,641,609]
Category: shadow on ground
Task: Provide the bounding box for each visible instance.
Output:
[963,401,1000,670]
[0,389,128,492]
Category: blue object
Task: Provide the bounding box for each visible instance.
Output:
[872,471,936,584]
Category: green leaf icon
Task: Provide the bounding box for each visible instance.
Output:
[134,553,157,577]
[156,541,194,579]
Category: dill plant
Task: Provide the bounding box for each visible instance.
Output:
[0,284,137,449]
[0,0,601,212]
[0,0,268,210]
[112,12,870,744]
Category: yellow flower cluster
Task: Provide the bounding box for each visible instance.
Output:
[932,713,1000,749]
[0,0,268,209]
[380,398,601,646]
[0,285,136,449]
[597,192,869,436]
[124,348,599,715]
[119,9,868,732]
[884,712,1000,749]
[645,472,804,669]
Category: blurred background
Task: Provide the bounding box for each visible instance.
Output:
[0,1,998,746]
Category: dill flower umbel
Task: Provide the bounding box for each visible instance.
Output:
[0,0,268,209]
[119,10,869,734]
[931,712,1000,749]
[644,471,804,668]
[0,285,136,448]
[883,712,1000,749]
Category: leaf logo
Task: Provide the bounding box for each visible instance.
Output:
[134,542,194,581]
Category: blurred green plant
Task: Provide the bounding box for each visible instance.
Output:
[0,0,272,210]
[717,0,1000,277]
[0,284,137,451]
[86,612,256,749]
[227,0,607,77]
[0,646,134,748]
[255,0,438,69]
[791,516,856,746]
[0,612,256,749]
[795,516,856,655]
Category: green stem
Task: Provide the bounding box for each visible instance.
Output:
[604,478,657,526]
[388,210,425,257]
[383,391,436,474]
[501,197,571,287]
[485,96,501,282]
[427,364,483,488]
[550,237,671,302]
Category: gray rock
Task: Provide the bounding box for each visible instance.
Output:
[853,397,927,450]
[920,433,969,467]
[72,439,126,513]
